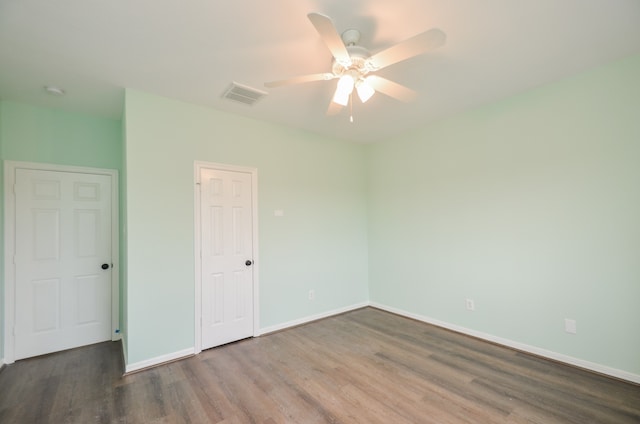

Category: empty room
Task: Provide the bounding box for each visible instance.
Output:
[1,1,639,423]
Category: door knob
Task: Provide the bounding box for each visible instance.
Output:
[245,260,253,266]
[101,263,110,270]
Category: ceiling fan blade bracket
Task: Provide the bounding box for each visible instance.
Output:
[363,60,380,73]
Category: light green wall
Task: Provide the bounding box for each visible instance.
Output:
[123,90,369,364]
[0,101,122,361]
[0,102,122,168]
[367,54,640,374]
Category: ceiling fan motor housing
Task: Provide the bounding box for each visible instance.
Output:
[341,28,361,45]
[332,44,372,80]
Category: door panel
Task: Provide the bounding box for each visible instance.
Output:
[33,209,60,259]
[32,278,60,332]
[201,168,254,349]
[14,169,112,360]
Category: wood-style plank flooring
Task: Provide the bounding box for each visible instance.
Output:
[1,307,638,423]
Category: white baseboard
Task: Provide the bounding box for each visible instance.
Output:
[124,347,195,374]
[120,301,639,384]
[258,301,370,336]
[122,302,368,373]
[370,302,640,385]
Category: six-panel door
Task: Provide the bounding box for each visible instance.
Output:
[14,169,112,360]
[200,168,254,349]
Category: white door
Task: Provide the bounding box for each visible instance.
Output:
[200,168,254,349]
[13,168,113,360]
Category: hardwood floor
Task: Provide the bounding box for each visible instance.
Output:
[1,307,638,423]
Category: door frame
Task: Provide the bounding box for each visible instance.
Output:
[193,161,259,354]
[3,160,120,364]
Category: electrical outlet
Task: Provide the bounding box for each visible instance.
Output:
[465,298,475,311]
[565,318,577,334]
[308,289,315,301]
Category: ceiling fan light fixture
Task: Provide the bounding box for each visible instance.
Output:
[356,80,375,103]
[332,90,350,106]
[266,12,446,118]
[333,75,354,106]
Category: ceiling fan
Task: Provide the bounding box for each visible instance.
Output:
[265,12,446,117]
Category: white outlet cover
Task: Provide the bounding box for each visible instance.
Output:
[465,299,475,311]
[274,209,284,217]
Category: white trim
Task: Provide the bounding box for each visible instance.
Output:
[193,161,259,354]
[370,302,640,385]
[258,301,370,336]
[193,164,202,354]
[3,160,120,364]
[120,332,128,374]
[125,347,194,374]
[3,162,15,364]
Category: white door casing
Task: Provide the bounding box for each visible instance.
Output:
[194,162,259,352]
[3,161,119,363]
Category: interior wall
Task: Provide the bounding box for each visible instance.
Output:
[0,101,122,361]
[367,54,640,376]
[123,90,369,365]
[2,54,637,379]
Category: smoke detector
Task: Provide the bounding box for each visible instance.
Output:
[44,86,65,96]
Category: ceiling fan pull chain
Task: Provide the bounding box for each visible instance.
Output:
[350,93,354,123]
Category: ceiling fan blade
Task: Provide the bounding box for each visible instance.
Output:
[366,28,446,70]
[307,12,351,67]
[327,100,344,116]
[365,75,417,102]
[265,73,335,88]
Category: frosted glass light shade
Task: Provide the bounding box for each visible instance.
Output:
[356,81,375,103]
[333,75,355,106]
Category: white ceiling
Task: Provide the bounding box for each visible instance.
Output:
[1,0,639,143]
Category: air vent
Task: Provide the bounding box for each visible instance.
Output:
[222,82,267,106]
